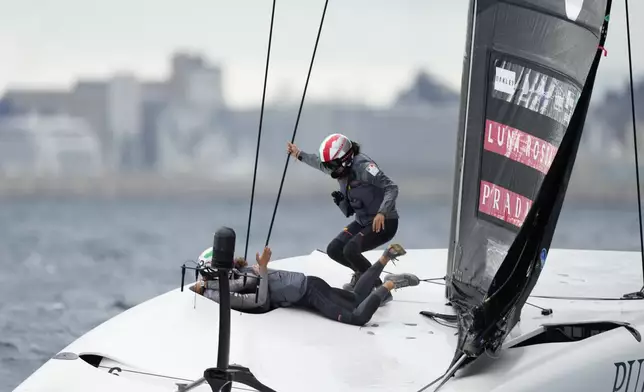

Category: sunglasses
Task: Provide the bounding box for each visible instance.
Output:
[322,153,353,171]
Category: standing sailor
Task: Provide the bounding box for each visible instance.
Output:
[287,133,400,290]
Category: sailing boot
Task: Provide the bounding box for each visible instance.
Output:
[379,244,409,305]
[342,271,362,291]
[380,273,420,306]
[382,243,407,265]
[384,273,421,290]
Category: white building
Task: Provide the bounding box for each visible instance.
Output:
[155,53,230,176]
[169,52,225,109]
[184,67,224,110]
[155,104,219,175]
[107,74,143,171]
[0,113,103,177]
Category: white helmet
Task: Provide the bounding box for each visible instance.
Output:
[197,247,213,268]
[318,133,353,164]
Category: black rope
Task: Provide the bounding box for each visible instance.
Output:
[525,301,553,316]
[420,311,458,329]
[98,365,193,383]
[244,0,277,262]
[97,366,256,391]
[420,277,446,285]
[265,0,329,247]
[624,0,644,290]
[417,369,451,392]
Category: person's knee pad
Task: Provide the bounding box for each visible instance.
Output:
[326,239,345,261]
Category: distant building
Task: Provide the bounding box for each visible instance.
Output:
[152,52,228,174]
[0,114,103,177]
[2,89,70,115]
[68,80,109,155]
[155,104,229,175]
[0,98,14,117]
[394,71,459,108]
[106,74,143,171]
[140,101,166,170]
[1,51,227,176]
[168,52,225,110]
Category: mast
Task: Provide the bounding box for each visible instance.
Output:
[446,0,477,299]
[443,0,614,368]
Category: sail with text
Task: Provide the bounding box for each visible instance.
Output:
[445,0,613,361]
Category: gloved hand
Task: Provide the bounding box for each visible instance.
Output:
[332,191,354,217]
[331,191,344,206]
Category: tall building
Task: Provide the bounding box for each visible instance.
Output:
[69,80,109,161]
[107,74,143,171]
[155,52,226,173]
[169,52,224,110]
[185,67,224,110]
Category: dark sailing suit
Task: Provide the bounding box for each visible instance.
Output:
[298,151,399,278]
[203,263,390,326]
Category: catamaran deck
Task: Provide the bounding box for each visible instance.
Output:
[14,248,644,392]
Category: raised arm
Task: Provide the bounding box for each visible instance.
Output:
[297,151,332,174]
[287,142,331,174]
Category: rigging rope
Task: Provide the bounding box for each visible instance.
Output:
[243,0,277,262]
[96,366,256,391]
[265,0,330,247]
[624,0,644,290]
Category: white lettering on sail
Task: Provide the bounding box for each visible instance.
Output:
[565,0,585,22]
[494,67,516,94]
[491,60,582,127]
[479,181,533,227]
[497,125,505,147]
[483,120,558,174]
[482,183,491,205]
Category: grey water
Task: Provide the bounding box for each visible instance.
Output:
[1,196,642,391]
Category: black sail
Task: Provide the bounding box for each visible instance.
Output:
[445,0,613,360]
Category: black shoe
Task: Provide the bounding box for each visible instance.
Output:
[342,272,361,291]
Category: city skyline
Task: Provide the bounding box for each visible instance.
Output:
[1,0,643,108]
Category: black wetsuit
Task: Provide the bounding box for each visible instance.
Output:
[203,262,388,326]
[298,151,399,275]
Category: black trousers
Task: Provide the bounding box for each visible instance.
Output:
[326,218,398,274]
[296,260,389,326]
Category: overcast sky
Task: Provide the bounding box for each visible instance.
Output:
[0,0,642,108]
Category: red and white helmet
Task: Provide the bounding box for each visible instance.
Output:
[318,133,353,164]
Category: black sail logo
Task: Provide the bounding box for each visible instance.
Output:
[613,359,644,391]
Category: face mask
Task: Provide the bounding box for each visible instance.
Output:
[324,154,353,179]
[330,167,347,179]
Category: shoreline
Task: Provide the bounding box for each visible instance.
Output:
[0,173,639,204]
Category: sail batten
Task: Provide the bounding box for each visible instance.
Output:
[445,0,613,366]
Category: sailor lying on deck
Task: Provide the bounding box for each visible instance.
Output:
[190,244,420,326]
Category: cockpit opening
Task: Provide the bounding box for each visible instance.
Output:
[508,321,641,349]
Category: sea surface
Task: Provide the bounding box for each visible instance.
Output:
[1,196,643,391]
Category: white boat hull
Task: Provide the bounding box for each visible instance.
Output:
[13,248,644,391]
